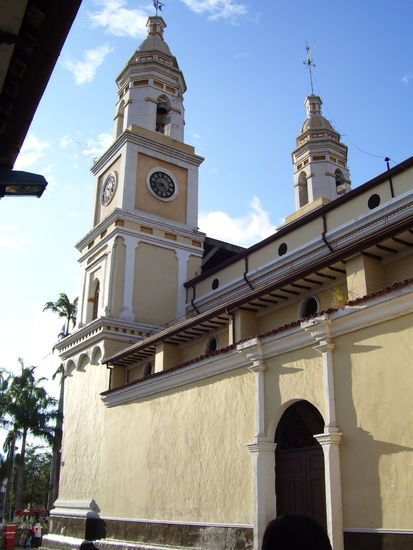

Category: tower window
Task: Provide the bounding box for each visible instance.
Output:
[298,171,309,207]
[143,362,153,376]
[335,169,346,196]
[92,282,100,320]
[156,95,170,134]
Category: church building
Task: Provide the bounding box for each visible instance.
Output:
[44,15,413,550]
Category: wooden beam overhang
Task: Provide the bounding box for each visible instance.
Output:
[107,216,413,368]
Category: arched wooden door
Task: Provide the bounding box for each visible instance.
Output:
[275,401,327,529]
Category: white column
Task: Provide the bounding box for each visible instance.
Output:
[119,235,139,322]
[119,142,138,211]
[77,266,88,327]
[175,249,191,322]
[246,442,277,550]
[103,237,118,317]
[315,433,344,550]
[238,338,275,550]
[315,341,339,432]
[302,315,344,550]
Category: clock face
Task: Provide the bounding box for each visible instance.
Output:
[149,171,176,199]
[101,172,117,206]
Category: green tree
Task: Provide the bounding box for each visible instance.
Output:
[2,360,56,513]
[43,293,78,340]
[23,446,52,509]
[43,293,78,509]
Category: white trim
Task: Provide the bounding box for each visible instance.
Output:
[91,129,204,176]
[343,527,413,534]
[102,348,244,407]
[189,191,413,313]
[76,207,205,257]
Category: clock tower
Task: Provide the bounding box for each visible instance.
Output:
[75,15,204,340]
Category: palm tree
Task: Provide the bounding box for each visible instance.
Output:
[43,293,78,509]
[43,293,78,339]
[3,359,56,512]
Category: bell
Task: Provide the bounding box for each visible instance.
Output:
[157,101,168,115]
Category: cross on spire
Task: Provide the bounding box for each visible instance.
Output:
[153,0,165,15]
[303,43,316,95]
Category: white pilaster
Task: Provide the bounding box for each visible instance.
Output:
[119,142,138,210]
[315,433,344,550]
[119,235,140,322]
[175,249,191,322]
[246,442,277,550]
[302,315,344,550]
[77,267,88,328]
[238,338,275,550]
[103,237,118,317]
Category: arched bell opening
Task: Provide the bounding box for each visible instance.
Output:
[155,95,171,135]
[298,171,309,207]
[275,400,327,530]
[115,100,125,139]
[335,168,346,196]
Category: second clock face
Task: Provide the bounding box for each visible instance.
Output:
[149,171,176,199]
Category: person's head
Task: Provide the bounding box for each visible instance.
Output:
[262,514,332,550]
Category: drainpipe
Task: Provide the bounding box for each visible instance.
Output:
[190,285,199,314]
[385,157,395,198]
[244,255,254,289]
[322,213,334,253]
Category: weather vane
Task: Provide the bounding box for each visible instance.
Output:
[153,0,165,15]
[303,43,316,95]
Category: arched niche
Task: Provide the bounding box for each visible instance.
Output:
[77,353,90,372]
[91,346,103,366]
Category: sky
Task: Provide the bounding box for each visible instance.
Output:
[1,0,412,397]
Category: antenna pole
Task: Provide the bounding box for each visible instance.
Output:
[303,43,316,95]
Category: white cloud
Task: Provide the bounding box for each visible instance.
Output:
[14,135,51,169]
[192,132,202,139]
[88,0,149,37]
[181,0,248,22]
[60,136,74,148]
[199,196,276,247]
[402,71,413,84]
[63,44,113,85]
[82,133,113,160]
[0,225,29,253]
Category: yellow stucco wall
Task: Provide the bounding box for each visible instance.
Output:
[61,363,255,525]
[334,313,413,529]
[135,152,188,224]
[59,362,109,500]
[132,242,178,325]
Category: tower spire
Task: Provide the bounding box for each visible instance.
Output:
[303,43,316,95]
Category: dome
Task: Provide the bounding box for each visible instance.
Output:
[137,33,172,57]
[301,113,333,133]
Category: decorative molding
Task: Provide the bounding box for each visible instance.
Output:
[102,348,244,407]
[343,527,413,534]
[76,207,205,257]
[91,129,203,176]
[51,499,100,518]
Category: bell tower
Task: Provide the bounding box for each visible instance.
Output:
[291,95,351,216]
[75,15,205,335]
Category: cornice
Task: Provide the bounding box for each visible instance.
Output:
[101,347,244,407]
[91,129,203,176]
[55,317,161,360]
[76,207,206,254]
[190,192,413,312]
